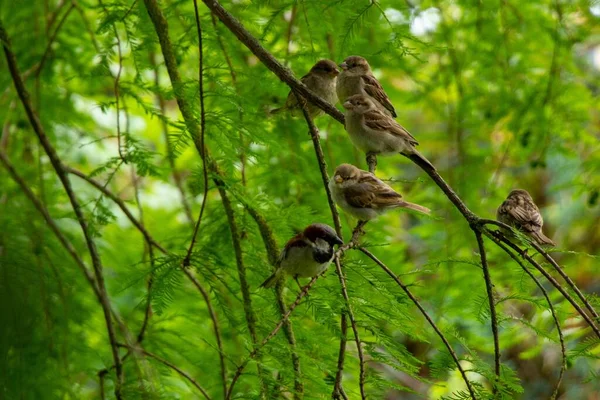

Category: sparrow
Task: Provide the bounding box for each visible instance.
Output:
[496,189,556,246]
[270,59,339,119]
[337,55,396,118]
[329,163,430,222]
[342,94,434,170]
[260,223,343,289]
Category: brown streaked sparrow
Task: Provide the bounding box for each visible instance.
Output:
[329,163,430,222]
[270,59,339,119]
[337,55,396,118]
[497,189,556,246]
[260,223,343,289]
[342,94,434,170]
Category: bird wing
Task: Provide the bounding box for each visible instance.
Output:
[506,200,544,232]
[363,109,418,145]
[361,73,397,117]
[278,233,307,265]
[283,73,315,109]
[344,174,403,209]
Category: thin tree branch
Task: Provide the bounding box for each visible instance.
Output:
[66,166,167,253]
[358,247,477,400]
[530,241,599,321]
[1,22,124,398]
[487,235,565,400]
[36,3,75,77]
[332,313,349,400]
[202,0,344,124]
[474,230,500,392]
[183,0,210,269]
[334,258,366,400]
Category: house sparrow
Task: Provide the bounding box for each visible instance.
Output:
[496,189,556,246]
[329,163,430,221]
[270,59,339,118]
[342,94,434,170]
[337,55,396,118]
[260,223,343,289]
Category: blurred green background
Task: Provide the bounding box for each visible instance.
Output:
[1,0,599,399]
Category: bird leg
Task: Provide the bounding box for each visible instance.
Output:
[294,276,303,292]
[366,153,378,173]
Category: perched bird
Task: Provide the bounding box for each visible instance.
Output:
[497,189,556,246]
[260,223,343,289]
[337,55,396,118]
[270,59,339,118]
[342,94,434,170]
[329,163,430,222]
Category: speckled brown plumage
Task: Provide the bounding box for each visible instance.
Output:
[497,189,555,246]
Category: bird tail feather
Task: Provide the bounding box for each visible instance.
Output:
[532,231,555,247]
[401,201,431,215]
[260,270,281,289]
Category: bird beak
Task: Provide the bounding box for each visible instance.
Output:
[334,175,343,184]
[332,234,343,246]
[332,68,340,76]
[342,101,352,109]
[339,62,348,70]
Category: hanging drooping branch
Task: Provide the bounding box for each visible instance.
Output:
[487,234,566,400]
[358,247,478,400]
[474,231,501,391]
[334,258,366,400]
[481,226,600,339]
[0,21,124,398]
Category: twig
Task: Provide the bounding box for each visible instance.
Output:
[334,258,366,399]
[121,345,212,400]
[481,227,600,339]
[36,3,75,77]
[1,22,124,398]
[295,91,342,235]
[358,247,477,400]
[226,276,320,400]
[530,241,599,321]
[332,313,349,400]
[474,230,500,392]
[488,235,565,400]
[202,0,344,124]
[66,166,167,253]
[211,164,267,398]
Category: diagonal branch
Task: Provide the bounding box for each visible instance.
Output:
[203,0,344,124]
[0,21,124,398]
